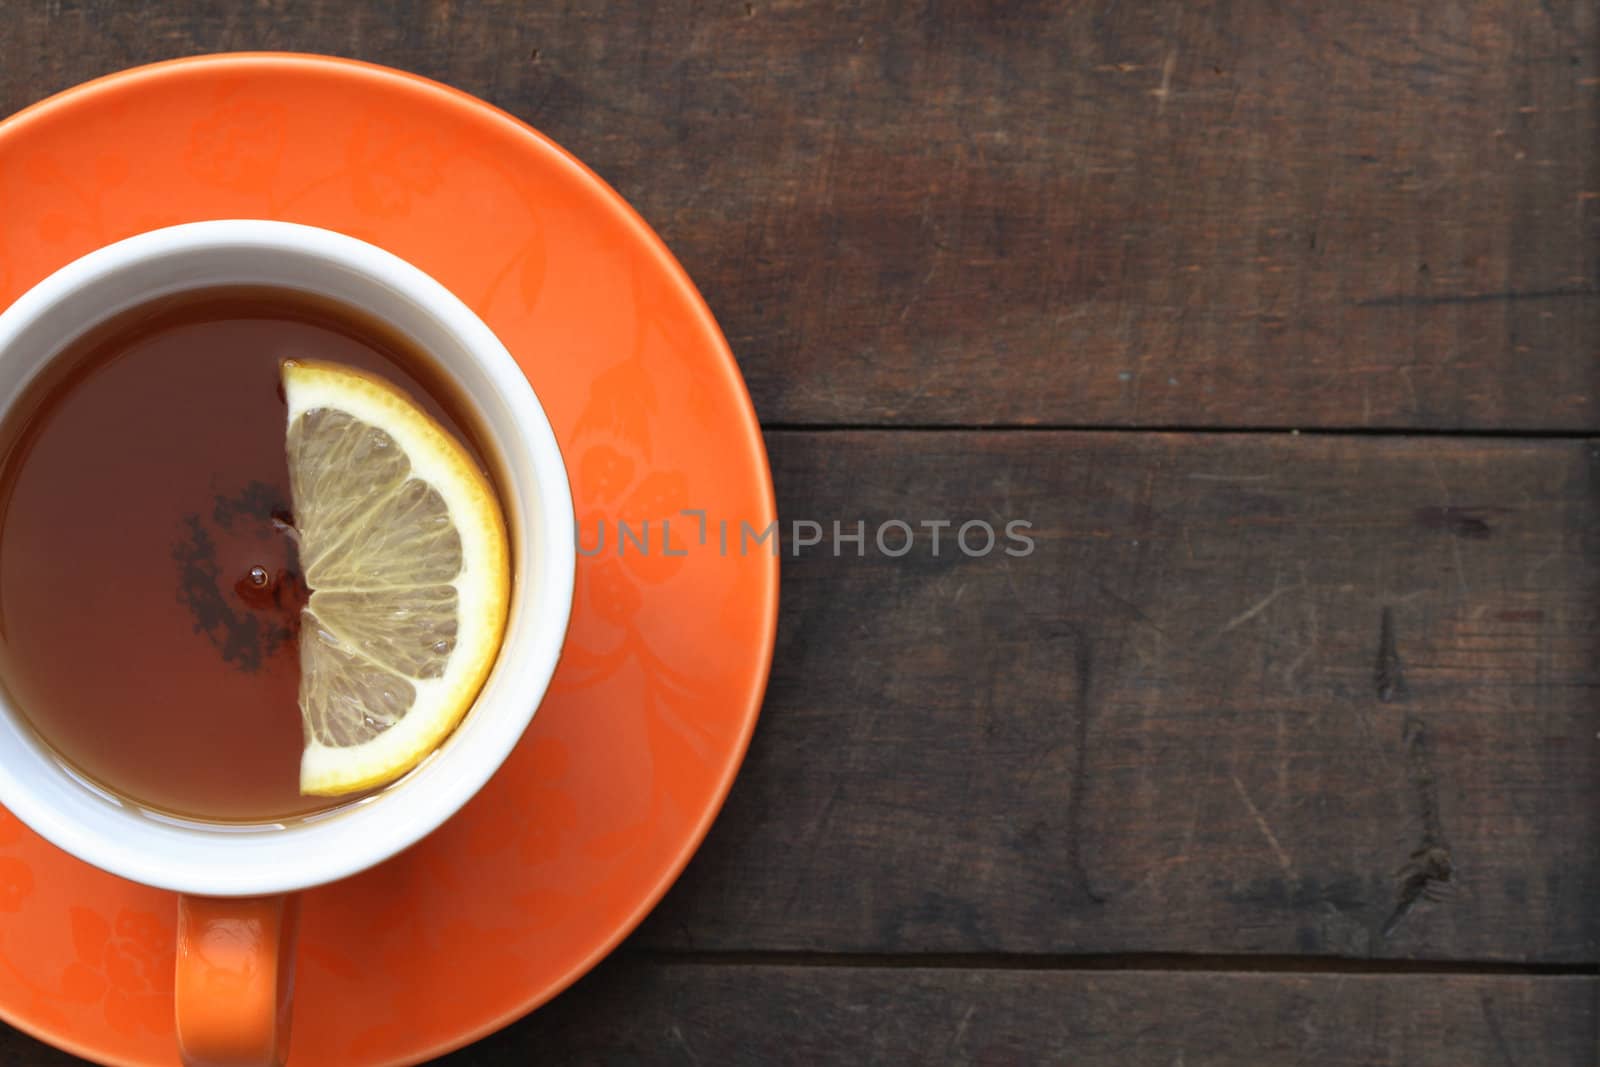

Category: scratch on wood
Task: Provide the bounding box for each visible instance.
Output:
[1152,48,1178,114]
[1220,582,1291,634]
[1281,593,1320,687]
[1406,719,1446,853]
[1374,607,1406,702]
[945,1004,976,1056]
[670,1024,703,1066]
[1049,627,1100,908]
[1381,713,1454,937]
[1231,774,1294,875]
[1062,627,1106,907]
[1094,579,1173,637]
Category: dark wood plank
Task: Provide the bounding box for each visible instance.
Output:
[633,431,1600,961]
[439,966,1597,1066]
[1,960,1591,1065]
[3,2,1595,429]
[7,429,1591,1061]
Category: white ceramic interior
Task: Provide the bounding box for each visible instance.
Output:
[0,220,575,895]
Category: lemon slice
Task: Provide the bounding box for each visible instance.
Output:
[282,360,510,796]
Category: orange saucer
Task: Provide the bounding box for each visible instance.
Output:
[0,54,776,1066]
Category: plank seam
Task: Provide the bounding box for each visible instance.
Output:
[626,951,1599,977]
[759,425,1600,439]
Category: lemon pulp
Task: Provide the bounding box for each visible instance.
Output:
[283,360,510,796]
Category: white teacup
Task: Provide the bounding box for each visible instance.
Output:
[0,220,576,1067]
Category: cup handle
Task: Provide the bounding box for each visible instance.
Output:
[175,894,299,1067]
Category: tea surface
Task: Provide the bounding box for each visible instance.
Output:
[0,287,483,822]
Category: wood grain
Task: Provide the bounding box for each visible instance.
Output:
[0,960,1590,1065]
[2,2,1597,1063]
[2,1,1595,429]
[439,965,1598,1066]
[4,428,1595,1062]
[634,431,1600,961]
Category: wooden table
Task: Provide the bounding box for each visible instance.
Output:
[3,2,1597,1063]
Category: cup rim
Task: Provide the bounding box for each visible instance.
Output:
[0,219,577,895]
